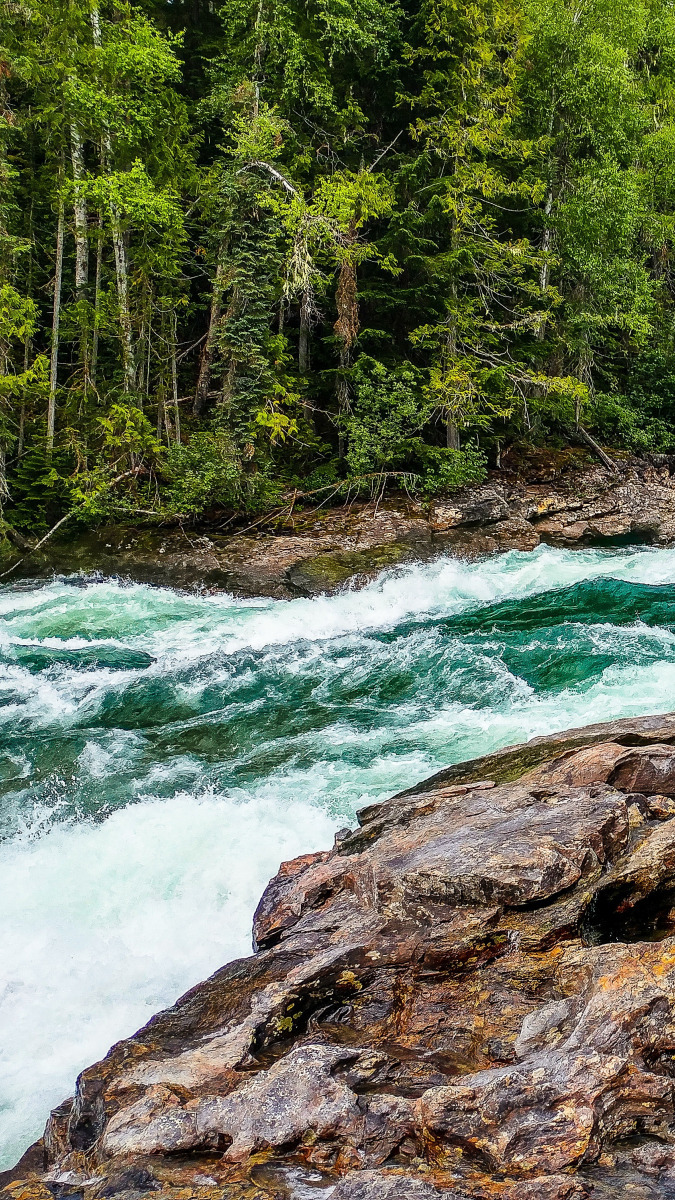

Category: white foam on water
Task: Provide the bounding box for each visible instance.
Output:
[0,790,335,1166]
[3,542,675,660]
[6,544,675,1165]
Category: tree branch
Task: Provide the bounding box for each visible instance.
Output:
[238,160,300,197]
[367,130,404,173]
[0,467,150,581]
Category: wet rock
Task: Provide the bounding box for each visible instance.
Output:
[286,543,416,595]
[7,508,433,599]
[329,1171,455,1198]
[0,1143,46,1190]
[16,714,675,1197]
[9,453,675,597]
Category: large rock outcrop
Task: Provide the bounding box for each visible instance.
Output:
[13,713,675,1197]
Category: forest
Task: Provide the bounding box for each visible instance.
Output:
[2,0,675,534]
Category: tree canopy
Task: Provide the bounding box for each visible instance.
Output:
[2,0,675,532]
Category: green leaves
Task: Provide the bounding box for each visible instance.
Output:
[97,404,163,464]
[6,0,675,530]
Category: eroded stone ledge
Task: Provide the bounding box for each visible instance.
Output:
[10,714,675,1197]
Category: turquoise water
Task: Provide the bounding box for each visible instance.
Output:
[5,544,675,1164]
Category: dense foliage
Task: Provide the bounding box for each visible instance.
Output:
[2,0,675,530]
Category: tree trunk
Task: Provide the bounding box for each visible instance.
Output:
[444,290,459,451]
[91,209,103,388]
[298,288,314,428]
[337,345,350,459]
[299,289,310,374]
[171,312,181,444]
[333,246,358,459]
[91,9,135,395]
[18,196,34,459]
[70,123,88,296]
[146,313,152,398]
[446,418,460,450]
[71,121,90,399]
[537,189,554,342]
[156,379,165,441]
[537,96,558,342]
[109,202,136,394]
[0,445,8,511]
[194,257,226,416]
[48,166,65,454]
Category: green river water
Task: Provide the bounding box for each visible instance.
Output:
[4,543,675,1164]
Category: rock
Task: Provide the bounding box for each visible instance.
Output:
[10,453,675,597]
[286,543,416,595]
[329,1171,457,1198]
[0,1143,45,1190]
[17,713,675,1198]
[430,485,510,529]
[7,507,433,598]
[647,794,675,821]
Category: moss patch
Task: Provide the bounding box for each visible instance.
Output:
[287,542,411,594]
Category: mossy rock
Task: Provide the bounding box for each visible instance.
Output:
[287,542,412,595]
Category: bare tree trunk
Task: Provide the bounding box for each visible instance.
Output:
[446,418,460,450]
[17,400,26,460]
[71,121,91,403]
[298,288,314,429]
[91,208,103,387]
[91,9,135,395]
[336,347,350,459]
[444,293,459,450]
[252,0,264,116]
[48,163,65,454]
[109,202,136,393]
[537,190,554,342]
[18,196,34,459]
[576,424,618,473]
[194,257,226,416]
[537,97,558,343]
[71,123,88,296]
[146,314,152,398]
[539,194,553,295]
[0,446,8,513]
[171,312,181,444]
[299,290,310,374]
[156,378,165,441]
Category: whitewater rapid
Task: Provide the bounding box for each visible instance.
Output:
[5,543,675,1164]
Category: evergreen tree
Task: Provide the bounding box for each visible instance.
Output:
[3,0,675,536]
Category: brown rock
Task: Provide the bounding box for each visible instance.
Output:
[611,744,675,795]
[329,1171,455,1198]
[13,452,675,596]
[18,713,675,1199]
[646,794,675,820]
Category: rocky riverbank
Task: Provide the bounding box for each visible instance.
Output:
[10,712,675,1197]
[7,451,675,596]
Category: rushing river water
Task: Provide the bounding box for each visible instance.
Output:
[6,544,675,1163]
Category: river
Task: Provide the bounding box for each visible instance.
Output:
[4,543,675,1164]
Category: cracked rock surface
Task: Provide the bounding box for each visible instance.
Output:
[12,713,675,1197]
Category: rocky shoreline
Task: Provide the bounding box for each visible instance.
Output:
[10,712,675,1197]
[7,452,675,597]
